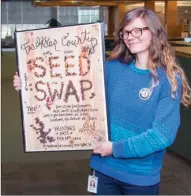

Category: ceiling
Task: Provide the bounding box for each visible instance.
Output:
[32,0,191,7]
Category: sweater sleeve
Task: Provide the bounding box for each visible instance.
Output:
[112,75,182,158]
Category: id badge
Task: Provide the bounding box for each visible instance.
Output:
[87,170,98,194]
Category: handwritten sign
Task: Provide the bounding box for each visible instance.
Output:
[15,23,108,152]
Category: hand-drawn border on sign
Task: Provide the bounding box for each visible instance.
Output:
[14,22,109,153]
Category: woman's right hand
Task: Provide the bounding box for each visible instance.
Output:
[13,72,22,91]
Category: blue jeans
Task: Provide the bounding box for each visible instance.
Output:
[94,170,160,195]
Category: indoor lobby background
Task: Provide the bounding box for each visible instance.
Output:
[1,0,191,195]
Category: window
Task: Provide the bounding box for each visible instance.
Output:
[1,1,51,39]
[1,2,108,41]
[57,7,78,26]
[78,7,100,24]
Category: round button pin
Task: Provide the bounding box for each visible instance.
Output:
[139,88,151,100]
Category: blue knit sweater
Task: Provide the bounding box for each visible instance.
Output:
[90,59,182,186]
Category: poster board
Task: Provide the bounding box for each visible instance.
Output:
[15,22,108,152]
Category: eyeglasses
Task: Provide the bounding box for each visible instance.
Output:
[119,27,149,40]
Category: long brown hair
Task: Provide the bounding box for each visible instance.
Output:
[109,7,191,107]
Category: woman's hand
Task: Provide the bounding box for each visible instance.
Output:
[93,141,113,157]
[13,72,22,91]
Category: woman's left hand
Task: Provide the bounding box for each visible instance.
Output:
[93,141,113,157]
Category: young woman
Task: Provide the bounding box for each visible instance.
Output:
[13,7,191,195]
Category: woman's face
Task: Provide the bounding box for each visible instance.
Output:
[121,17,152,54]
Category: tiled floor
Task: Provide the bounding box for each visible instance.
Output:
[2,151,191,195]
